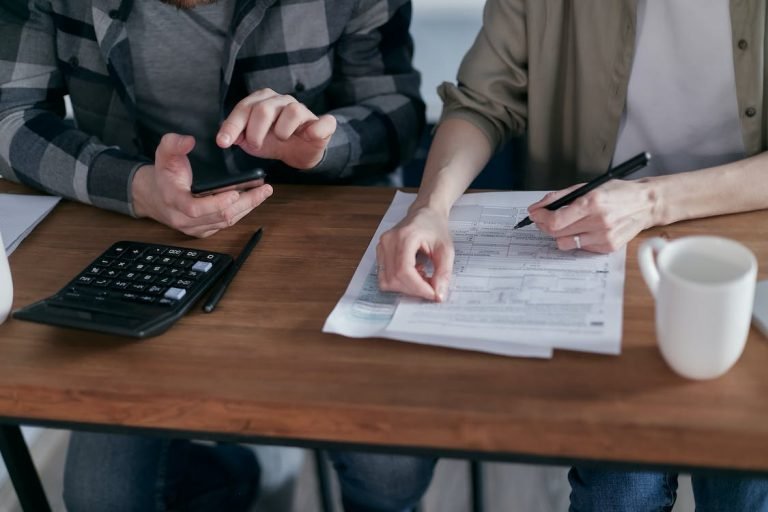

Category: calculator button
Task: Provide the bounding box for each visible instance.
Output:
[141,255,157,263]
[76,275,95,285]
[164,287,187,301]
[122,271,140,281]
[129,283,147,292]
[131,263,149,272]
[166,268,184,277]
[174,279,194,289]
[113,260,130,269]
[175,259,193,269]
[103,269,121,279]
[146,247,166,256]
[93,278,111,288]
[146,285,165,295]
[184,250,200,259]
[156,276,175,286]
[201,253,219,262]
[147,265,166,274]
[139,274,156,283]
[111,280,131,290]
[96,258,113,266]
[185,270,202,280]
[121,292,140,302]
[66,286,105,298]
[191,261,213,273]
[86,266,105,276]
[157,298,176,307]
[105,244,130,258]
[137,295,156,304]
[166,248,184,257]
[159,256,177,266]
[123,247,144,259]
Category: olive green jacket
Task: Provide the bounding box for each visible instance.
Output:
[439,0,766,189]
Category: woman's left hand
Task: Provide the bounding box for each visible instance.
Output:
[527,179,660,253]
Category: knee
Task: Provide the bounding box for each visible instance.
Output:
[330,451,437,512]
[692,474,768,512]
[568,467,675,512]
[63,432,164,512]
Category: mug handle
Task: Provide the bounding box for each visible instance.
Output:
[637,237,667,298]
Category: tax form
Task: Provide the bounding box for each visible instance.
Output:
[323,191,626,357]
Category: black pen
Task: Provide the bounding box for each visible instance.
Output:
[202,227,263,313]
[513,152,651,230]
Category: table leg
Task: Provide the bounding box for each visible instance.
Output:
[314,449,335,512]
[470,460,484,512]
[0,424,51,512]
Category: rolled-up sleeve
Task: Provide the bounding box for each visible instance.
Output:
[438,0,528,153]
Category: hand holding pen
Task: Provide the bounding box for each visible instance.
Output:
[524,152,653,253]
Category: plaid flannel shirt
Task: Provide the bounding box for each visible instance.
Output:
[0,0,424,216]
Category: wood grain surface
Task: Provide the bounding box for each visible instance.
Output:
[1,181,767,472]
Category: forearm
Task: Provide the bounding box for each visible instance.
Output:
[650,152,768,226]
[0,110,149,215]
[410,117,493,217]
[0,3,148,215]
[312,92,424,178]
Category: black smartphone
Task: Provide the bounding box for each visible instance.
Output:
[191,167,267,197]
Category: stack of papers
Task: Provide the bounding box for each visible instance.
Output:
[0,194,61,255]
[323,191,626,358]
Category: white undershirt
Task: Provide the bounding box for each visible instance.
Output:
[612,0,745,177]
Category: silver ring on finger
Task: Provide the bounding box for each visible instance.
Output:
[573,235,582,250]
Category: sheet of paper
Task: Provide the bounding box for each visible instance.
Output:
[0,194,61,255]
[323,191,553,358]
[324,191,627,357]
[385,191,626,355]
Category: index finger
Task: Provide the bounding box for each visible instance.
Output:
[528,183,584,211]
[217,89,280,148]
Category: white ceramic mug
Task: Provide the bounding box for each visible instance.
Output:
[0,230,12,324]
[638,236,757,380]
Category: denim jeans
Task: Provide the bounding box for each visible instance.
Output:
[569,467,768,512]
[63,432,436,512]
[328,450,437,512]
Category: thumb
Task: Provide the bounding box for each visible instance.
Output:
[300,115,337,143]
[155,133,195,174]
[429,242,455,302]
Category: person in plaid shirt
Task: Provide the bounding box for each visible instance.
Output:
[1,0,435,511]
[0,0,424,237]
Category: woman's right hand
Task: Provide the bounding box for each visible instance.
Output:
[376,206,454,301]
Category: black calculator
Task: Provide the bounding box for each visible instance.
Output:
[13,241,233,338]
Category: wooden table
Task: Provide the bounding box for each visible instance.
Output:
[1,181,768,509]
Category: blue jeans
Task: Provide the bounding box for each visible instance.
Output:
[569,467,768,512]
[63,433,259,512]
[329,450,437,512]
[63,432,436,512]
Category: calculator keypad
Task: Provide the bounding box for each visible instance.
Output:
[67,243,222,308]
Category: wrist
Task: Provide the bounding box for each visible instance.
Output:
[641,176,669,227]
[409,197,451,219]
[131,165,154,218]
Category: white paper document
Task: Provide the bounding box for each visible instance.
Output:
[0,194,61,255]
[323,191,626,357]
